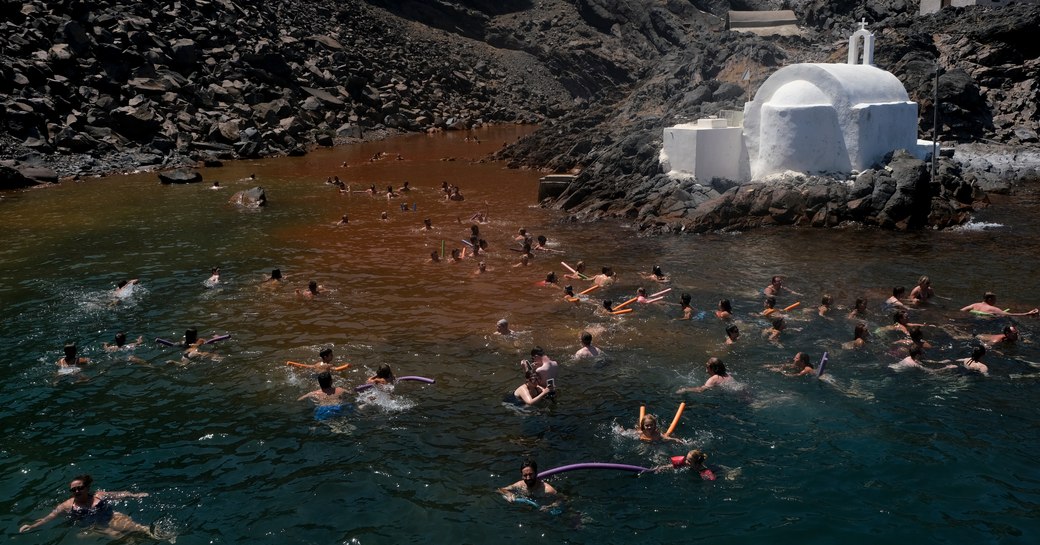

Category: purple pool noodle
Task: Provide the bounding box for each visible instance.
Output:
[203,334,231,345]
[537,462,651,479]
[154,338,177,347]
[817,352,829,378]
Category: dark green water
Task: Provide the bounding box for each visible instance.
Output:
[2,128,1039,544]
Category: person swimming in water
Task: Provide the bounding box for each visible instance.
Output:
[103,332,143,352]
[261,268,284,287]
[640,265,669,283]
[961,292,1039,317]
[112,278,139,299]
[367,363,396,385]
[56,342,89,371]
[767,352,815,376]
[592,266,617,287]
[574,331,603,359]
[977,324,1020,347]
[884,287,909,311]
[496,319,513,336]
[716,299,733,320]
[513,370,553,406]
[910,275,934,305]
[676,357,733,394]
[724,324,740,345]
[498,459,559,509]
[818,294,833,317]
[637,414,681,443]
[848,297,868,319]
[19,474,156,539]
[298,371,350,420]
[563,260,587,280]
[296,280,324,299]
[654,449,717,480]
[679,293,695,320]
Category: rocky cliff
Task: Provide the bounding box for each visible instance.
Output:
[2,0,1038,232]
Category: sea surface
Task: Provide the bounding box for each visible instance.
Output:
[2,126,1039,544]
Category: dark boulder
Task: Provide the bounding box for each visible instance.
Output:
[158,168,202,184]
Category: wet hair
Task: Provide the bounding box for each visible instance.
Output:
[652,265,664,278]
[517,227,526,236]
[909,327,924,344]
[854,322,868,340]
[854,297,866,310]
[308,280,318,293]
[581,331,592,346]
[424,218,432,226]
[892,286,906,297]
[575,261,585,271]
[771,275,782,284]
[764,297,776,309]
[319,347,333,359]
[687,450,707,466]
[718,299,732,312]
[892,310,908,324]
[1004,325,1019,337]
[771,317,785,330]
[375,364,395,382]
[706,357,728,377]
[72,474,93,488]
[63,342,77,358]
[211,267,220,274]
[680,293,692,308]
[479,239,488,250]
[317,371,333,389]
[984,292,996,302]
[602,266,613,276]
[918,275,931,286]
[430,250,440,261]
[637,287,647,297]
[537,235,547,246]
[726,324,740,338]
[530,346,545,358]
[117,280,129,289]
[640,414,658,430]
[795,352,812,368]
[971,344,986,360]
[271,269,282,279]
[521,458,538,474]
[603,299,613,311]
[451,248,461,259]
[821,294,833,306]
[564,285,574,296]
[545,272,557,283]
[114,332,127,346]
[185,328,198,345]
[521,242,532,255]
[471,225,479,237]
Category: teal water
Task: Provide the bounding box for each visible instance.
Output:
[2,129,1039,544]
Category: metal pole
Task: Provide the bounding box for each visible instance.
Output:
[932,63,939,182]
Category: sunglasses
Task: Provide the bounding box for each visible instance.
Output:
[70,485,86,493]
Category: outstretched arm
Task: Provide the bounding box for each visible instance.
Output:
[19,503,67,533]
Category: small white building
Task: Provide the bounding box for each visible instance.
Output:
[661,22,931,183]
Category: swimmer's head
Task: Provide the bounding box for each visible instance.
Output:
[375,364,394,381]
[821,294,833,306]
[706,357,727,376]
[640,414,659,432]
[603,299,613,311]
[726,325,740,340]
[854,322,868,340]
[893,310,908,324]
[686,449,707,466]
[319,348,333,362]
[114,332,127,346]
[764,297,776,309]
[1004,325,1019,341]
[317,371,333,389]
[854,297,867,311]
[537,235,547,245]
[770,275,782,286]
[520,459,539,485]
[908,344,922,358]
[772,317,785,330]
[479,239,488,250]
[893,286,906,297]
[545,272,557,283]
[424,218,432,227]
[653,265,664,278]
[680,293,692,308]
[117,280,129,289]
[794,352,811,368]
[602,266,613,276]
[909,327,924,344]
[575,261,585,272]
[518,227,526,236]
[211,267,220,275]
[580,331,592,347]
[63,342,77,358]
[497,319,509,331]
[430,251,440,262]
[719,299,732,312]
[479,261,486,271]
[519,254,529,265]
[185,328,198,345]
[984,292,997,304]
[564,285,574,296]
[971,344,986,360]
[271,269,282,280]
[530,346,545,360]
[471,225,479,236]
[918,275,931,287]
[308,280,318,293]
[637,287,647,297]
[70,474,93,495]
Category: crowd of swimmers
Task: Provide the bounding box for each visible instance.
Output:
[27,170,1040,535]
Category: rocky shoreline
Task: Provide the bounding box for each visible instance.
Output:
[2,0,1039,232]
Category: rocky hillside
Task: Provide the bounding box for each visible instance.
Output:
[2,0,1038,232]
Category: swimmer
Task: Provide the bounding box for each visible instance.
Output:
[469,235,481,256]
[640,265,670,283]
[261,268,284,286]
[563,285,578,302]
[298,371,349,419]
[448,187,464,201]
[592,266,617,287]
[818,294,833,317]
[498,459,559,507]
[574,331,603,359]
[960,345,989,375]
[210,180,222,189]
[514,370,553,405]
[896,326,933,351]
[890,344,931,371]
[478,239,489,254]
[179,328,219,362]
[399,181,411,192]
[760,297,778,317]
[421,218,433,231]
[977,324,1020,347]
[637,414,681,443]
[676,357,733,393]
[428,251,441,264]
[18,474,156,539]
[961,292,1039,317]
[679,293,694,320]
[716,299,733,320]
[296,280,324,299]
[57,341,89,369]
[764,275,801,297]
[654,449,717,480]
[891,310,927,336]
[884,287,909,310]
[843,322,870,350]
[724,324,740,345]
[538,271,559,287]
[367,363,396,385]
[514,227,528,242]
[336,214,349,225]
[204,266,220,288]
[380,211,389,221]
[474,261,488,275]
[533,235,561,253]
[635,287,649,304]
[305,347,338,373]
[495,319,513,335]
[103,332,143,352]
[528,346,558,388]
[768,352,814,376]
[386,185,396,199]
[910,275,934,304]
[449,248,462,263]
[601,299,615,315]
[563,260,587,280]
[848,298,868,319]
[113,278,139,298]
[765,317,786,343]
[513,254,530,267]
